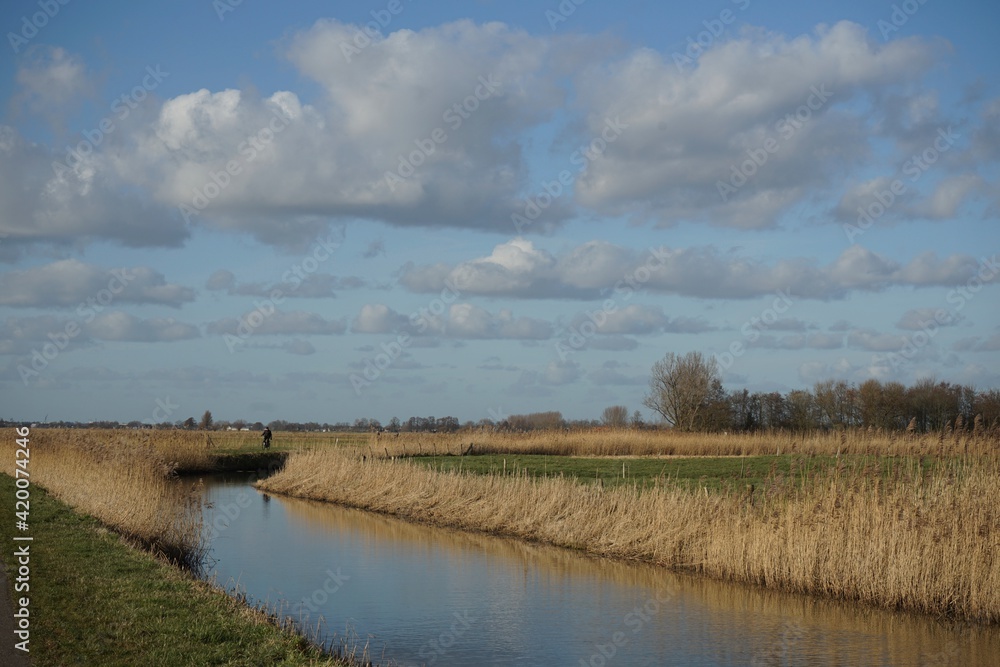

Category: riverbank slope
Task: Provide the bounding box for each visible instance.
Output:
[0,474,350,666]
[257,447,1000,624]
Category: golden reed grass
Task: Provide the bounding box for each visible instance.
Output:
[258,444,1000,623]
[363,425,997,459]
[0,429,204,564]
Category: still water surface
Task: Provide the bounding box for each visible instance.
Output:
[199,473,998,666]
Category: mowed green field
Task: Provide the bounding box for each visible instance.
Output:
[198,431,945,496]
[410,453,803,491]
[407,453,937,493]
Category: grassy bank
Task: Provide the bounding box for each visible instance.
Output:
[0,474,350,666]
[258,447,1000,623]
[0,429,204,564]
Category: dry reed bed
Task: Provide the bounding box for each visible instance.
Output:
[140,428,222,470]
[0,429,203,564]
[259,448,1000,623]
[367,427,998,459]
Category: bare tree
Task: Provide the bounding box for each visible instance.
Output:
[199,410,213,430]
[785,389,817,431]
[813,380,857,428]
[642,351,720,431]
[700,378,732,431]
[601,405,629,429]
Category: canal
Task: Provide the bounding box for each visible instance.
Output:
[199,473,999,666]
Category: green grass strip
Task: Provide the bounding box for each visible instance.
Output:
[407,453,932,493]
[0,474,347,666]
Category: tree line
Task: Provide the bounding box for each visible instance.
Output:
[641,351,1000,433]
[9,351,997,434]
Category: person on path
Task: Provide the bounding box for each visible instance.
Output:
[261,426,272,449]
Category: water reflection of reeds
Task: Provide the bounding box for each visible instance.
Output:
[273,490,1000,667]
[260,449,1000,624]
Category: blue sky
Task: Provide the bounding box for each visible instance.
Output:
[1,0,998,425]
